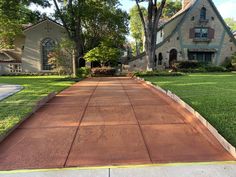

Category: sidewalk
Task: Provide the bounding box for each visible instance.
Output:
[1,163,236,177]
[0,77,234,170]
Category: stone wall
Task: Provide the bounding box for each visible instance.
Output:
[22,20,67,73]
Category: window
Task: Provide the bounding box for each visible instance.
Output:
[9,64,22,73]
[194,28,208,38]
[200,7,206,20]
[188,52,213,63]
[41,38,55,70]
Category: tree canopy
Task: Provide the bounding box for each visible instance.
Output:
[0,0,49,48]
[225,18,236,31]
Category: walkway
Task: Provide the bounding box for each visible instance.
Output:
[0,84,23,101]
[0,77,234,170]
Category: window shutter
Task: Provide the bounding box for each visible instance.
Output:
[208,28,215,39]
[189,28,195,38]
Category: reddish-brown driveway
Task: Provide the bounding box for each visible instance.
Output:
[0,77,234,170]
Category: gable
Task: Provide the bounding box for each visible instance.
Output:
[179,0,236,45]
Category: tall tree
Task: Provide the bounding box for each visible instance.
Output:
[161,0,181,18]
[135,0,166,71]
[225,18,236,31]
[130,5,147,55]
[0,0,50,49]
[53,0,128,76]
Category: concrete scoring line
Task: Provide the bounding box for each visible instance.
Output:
[134,76,236,159]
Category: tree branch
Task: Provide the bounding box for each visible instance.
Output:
[135,0,147,36]
[52,0,72,39]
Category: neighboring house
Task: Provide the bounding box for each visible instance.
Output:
[0,18,67,75]
[129,0,236,71]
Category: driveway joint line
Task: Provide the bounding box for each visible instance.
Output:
[119,78,153,164]
[63,78,101,167]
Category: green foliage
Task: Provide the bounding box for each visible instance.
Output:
[0,76,74,137]
[84,44,121,67]
[77,67,91,78]
[134,71,184,77]
[176,61,204,69]
[144,73,236,146]
[91,67,116,76]
[205,66,227,72]
[224,18,236,31]
[160,0,182,18]
[221,57,233,69]
[0,0,50,49]
[48,38,74,76]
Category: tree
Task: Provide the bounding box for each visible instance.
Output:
[0,0,50,49]
[225,18,236,31]
[84,43,121,67]
[53,0,128,77]
[134,0,166,70]
[48,38,74,75]
[130,6,147,55]
[161,0,181,18]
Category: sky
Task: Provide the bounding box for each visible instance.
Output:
[31,0,236,20]
[119,0,236,19]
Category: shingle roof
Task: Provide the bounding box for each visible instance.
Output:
[0,50,21,63]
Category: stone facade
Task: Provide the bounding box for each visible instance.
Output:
[0,19,67,75]
[128,0,236,71]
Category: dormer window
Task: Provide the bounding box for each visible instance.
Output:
[200,7,206,20]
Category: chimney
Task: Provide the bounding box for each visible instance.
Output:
[182,0,192,9]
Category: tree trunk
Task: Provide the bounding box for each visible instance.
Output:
[72,49,77,77]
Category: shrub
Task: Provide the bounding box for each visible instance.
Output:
[221,57,233,69]
[77,67,91,78]
[134,71,184,77]
[176,61,203,69]
[205,66,227,72]
[91,67,116,76]
[178,67,206,73]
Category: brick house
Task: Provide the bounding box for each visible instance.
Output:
[128,0,236,71]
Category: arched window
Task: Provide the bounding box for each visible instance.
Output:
[200,7,206,20]
[158,53,163,65]
[41,38,55,70]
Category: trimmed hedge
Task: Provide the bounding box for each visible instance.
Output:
[91,67,116,76]
[134,71,184,77]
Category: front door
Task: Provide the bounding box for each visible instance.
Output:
[169,49,178,67]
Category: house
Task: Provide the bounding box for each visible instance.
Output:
[0,18,67,75]
[128,0,236,71]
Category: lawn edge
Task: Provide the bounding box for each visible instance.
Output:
[0,92,56,143]
[134,76,236,159]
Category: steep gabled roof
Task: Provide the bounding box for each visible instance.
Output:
[157,0,236,48]
[23,18,64,32]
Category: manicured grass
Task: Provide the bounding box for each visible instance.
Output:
[0,76,74,137]
[144,73,236,147]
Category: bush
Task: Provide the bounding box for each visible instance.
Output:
[205,66,227,72]
[221,57,233,69]
[77,67,91,78]
[91,67,116,76]
[178,67,206,73]
[134,71,184,77]
[176,61,203,69]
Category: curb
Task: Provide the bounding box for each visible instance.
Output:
[0,92,56,144]
[134,76,236,159]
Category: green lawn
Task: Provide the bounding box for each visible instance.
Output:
[144,73,236,147]
[0,76,74,137]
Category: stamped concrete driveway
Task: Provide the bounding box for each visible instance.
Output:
[0,77,234,170]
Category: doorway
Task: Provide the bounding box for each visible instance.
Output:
[169,49,178,67]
